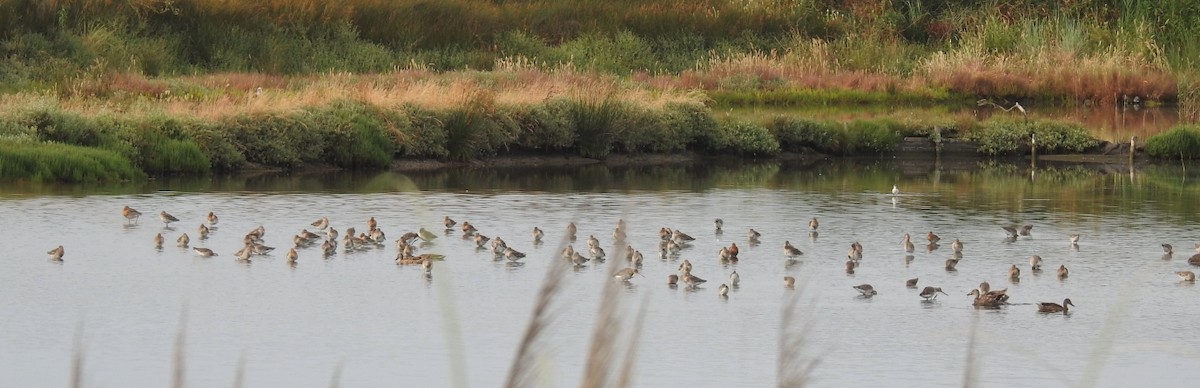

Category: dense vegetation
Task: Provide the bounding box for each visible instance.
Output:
[1,0,1199,180]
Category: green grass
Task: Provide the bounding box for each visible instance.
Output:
[0,141,143,182]
[1145,125,1200,160]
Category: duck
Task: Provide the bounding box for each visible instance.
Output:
[919,286,948,301]
[853,284,877,297]
[1038,298,1074,313]
[968,288,1010,307]
[1188,253,1200,266]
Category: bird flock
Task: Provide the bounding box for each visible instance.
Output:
[44,202,1200,314]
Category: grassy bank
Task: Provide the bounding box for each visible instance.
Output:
[1,1,1196,106]
[0,71,1128,182]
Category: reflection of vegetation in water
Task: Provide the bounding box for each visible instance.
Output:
[5,161,1200,223]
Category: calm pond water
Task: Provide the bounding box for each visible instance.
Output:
[2,159,1200,387]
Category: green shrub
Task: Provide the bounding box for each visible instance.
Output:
[1145,125,1200,159]
[0,141,143,182]
[568,98,624,159]
[769,117,841,153]
[968,119,1098,156]
[844,120,903,154]
[712,120,781,156]
[511,99,574,152]
[395,105,450,158]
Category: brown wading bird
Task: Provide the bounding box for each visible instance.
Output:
[667,274,679,287]
[927,231,940,244]
[1009,264,1021,281]
[902,233,915,254]
[951,238,964,253]
[531,227,543,243]
[443,216,456,230]
[718,284,730,297]
[1029,255,1043,271]
[177,233,190,248]
[615,267,644,282]
[311,217,329,230]
[945,258,959,271]
[919,286,948,301]
[47,245,64,261]
[783,241,803,257]
[193,247,217,257]
[122,206,142,225]
[207,211,218,226]
[714,218,724,233]
[1188,253,1200,266]
[1058,265,1069,279]
[845,260,855,274]
[154,233,164,249]
[809,217,819,231]
[784,276,796,288]
[566,222,577,240]
[159,211,179,228]
[287,248,298,263]
[1177,271,1196,282]
[1162,244,1174,255]
[906,278,919,288]
[853,284,877,297]
[1038,298,1074,313]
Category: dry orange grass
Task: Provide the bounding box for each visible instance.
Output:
[919,47,1177,104]
[28,67,702,121]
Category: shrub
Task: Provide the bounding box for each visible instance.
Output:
[1145,125,1200,159]
[0,141,143,182]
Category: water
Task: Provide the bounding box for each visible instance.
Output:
[3,160,1200,387]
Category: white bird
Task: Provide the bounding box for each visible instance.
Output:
[891,185,900,195]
